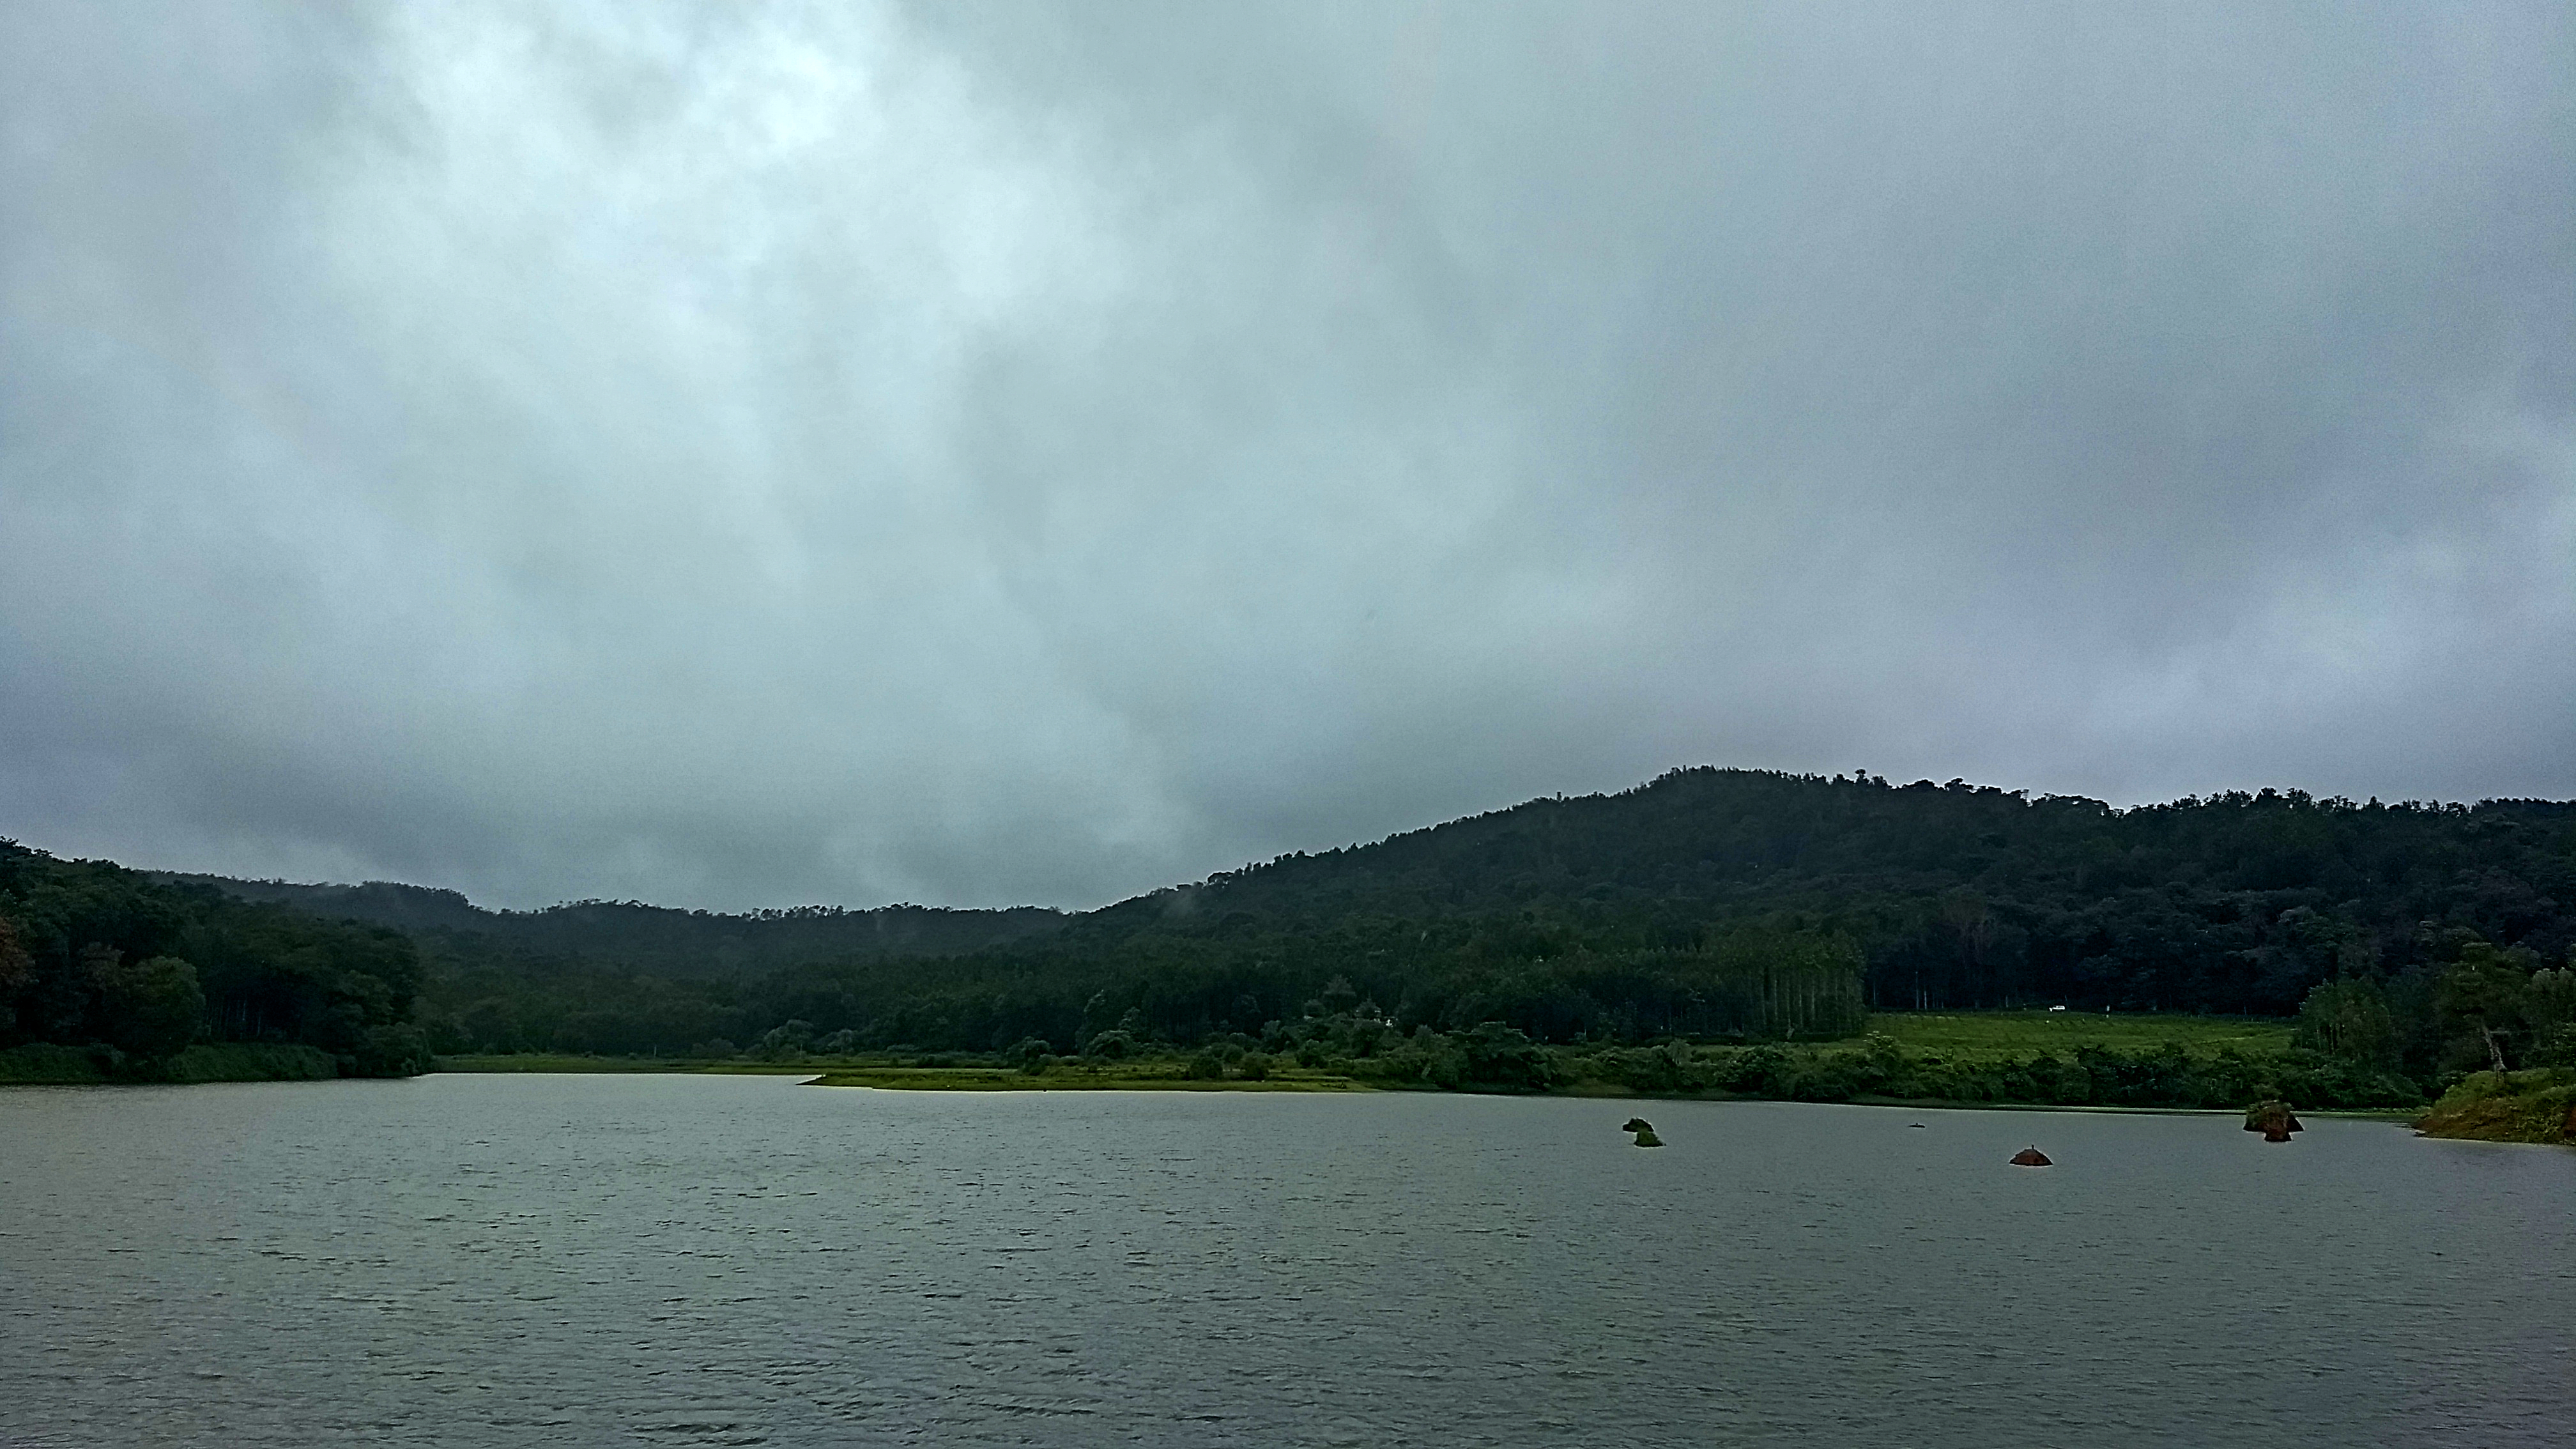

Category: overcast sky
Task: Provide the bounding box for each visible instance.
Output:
[2,2,2569,911]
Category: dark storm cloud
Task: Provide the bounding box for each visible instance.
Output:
[2,1,2568,909]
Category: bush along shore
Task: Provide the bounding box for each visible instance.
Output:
[2413,1069,2576,1144]
[1548,1033,2419,1110]
[531,1011,2430,1113]
[0,1041,340,1085]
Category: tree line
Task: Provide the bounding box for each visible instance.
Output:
[21,767,2573,1101]
[391,770,2571,1093]
[0,841,431,1078]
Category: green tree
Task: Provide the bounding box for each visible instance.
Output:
[0,914,31,1034]
[2523,964,2576,1068]
[348,1023,434,1077]
[753,1018,815,1059]
[2296,977,2400,1068]
[1457,1021,1551,1091]
[2435,941,2533,1074]
[93,954,205,1060]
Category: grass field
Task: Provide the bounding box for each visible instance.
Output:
[1871,1009,2295,1059]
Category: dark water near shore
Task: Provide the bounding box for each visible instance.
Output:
[3,1076,2570,1447]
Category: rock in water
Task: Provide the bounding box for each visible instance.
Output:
[1622,1117,1653,1133]
[2010,1146,2051,1167]
[1632,1127,1664,1148]
[2243,1100,2303,1143]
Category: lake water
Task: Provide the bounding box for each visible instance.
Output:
[2,1075,2570,1447]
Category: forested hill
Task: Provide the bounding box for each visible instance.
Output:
[700,768,2569,1061]
[150,875,1066,980]
[2,841,430,1077]
[1141,768,2575,1013]
[123,768,2576,1070]
[20,769,2571,1089]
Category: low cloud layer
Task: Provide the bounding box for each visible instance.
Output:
[3,2,2568,909]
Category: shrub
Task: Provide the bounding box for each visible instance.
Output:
[346,1023,434,1078]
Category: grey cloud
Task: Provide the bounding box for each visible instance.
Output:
[3,1,2568,910]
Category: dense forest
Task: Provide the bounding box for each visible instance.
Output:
[1,841,431,1078]
[675,771,2572,1078]
[130,769,2570,1089]
[149,875,1066,978]
[18,769,2575,1100]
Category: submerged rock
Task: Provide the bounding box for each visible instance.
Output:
[2010,1146,2051,1167]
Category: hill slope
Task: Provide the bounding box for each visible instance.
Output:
[151,874,1066,980]
[2,843,430,1078]
[1165,768,2575,1014]
[150,768,2563,1073]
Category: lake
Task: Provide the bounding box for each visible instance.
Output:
[3,1075,2569,1446]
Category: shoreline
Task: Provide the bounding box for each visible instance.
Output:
[424,1055,2425,1123]
[0,1042,341,1086]
[5,1055,2451,1132]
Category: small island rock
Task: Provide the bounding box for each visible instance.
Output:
[2243,1100,2303,1143]
[2010,1146,2051,1167]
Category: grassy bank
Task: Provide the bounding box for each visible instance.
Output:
[0,1041,339,1085]
[2414,1069,2576,1144]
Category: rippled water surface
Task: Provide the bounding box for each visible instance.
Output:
[3,1075,2570,1446]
